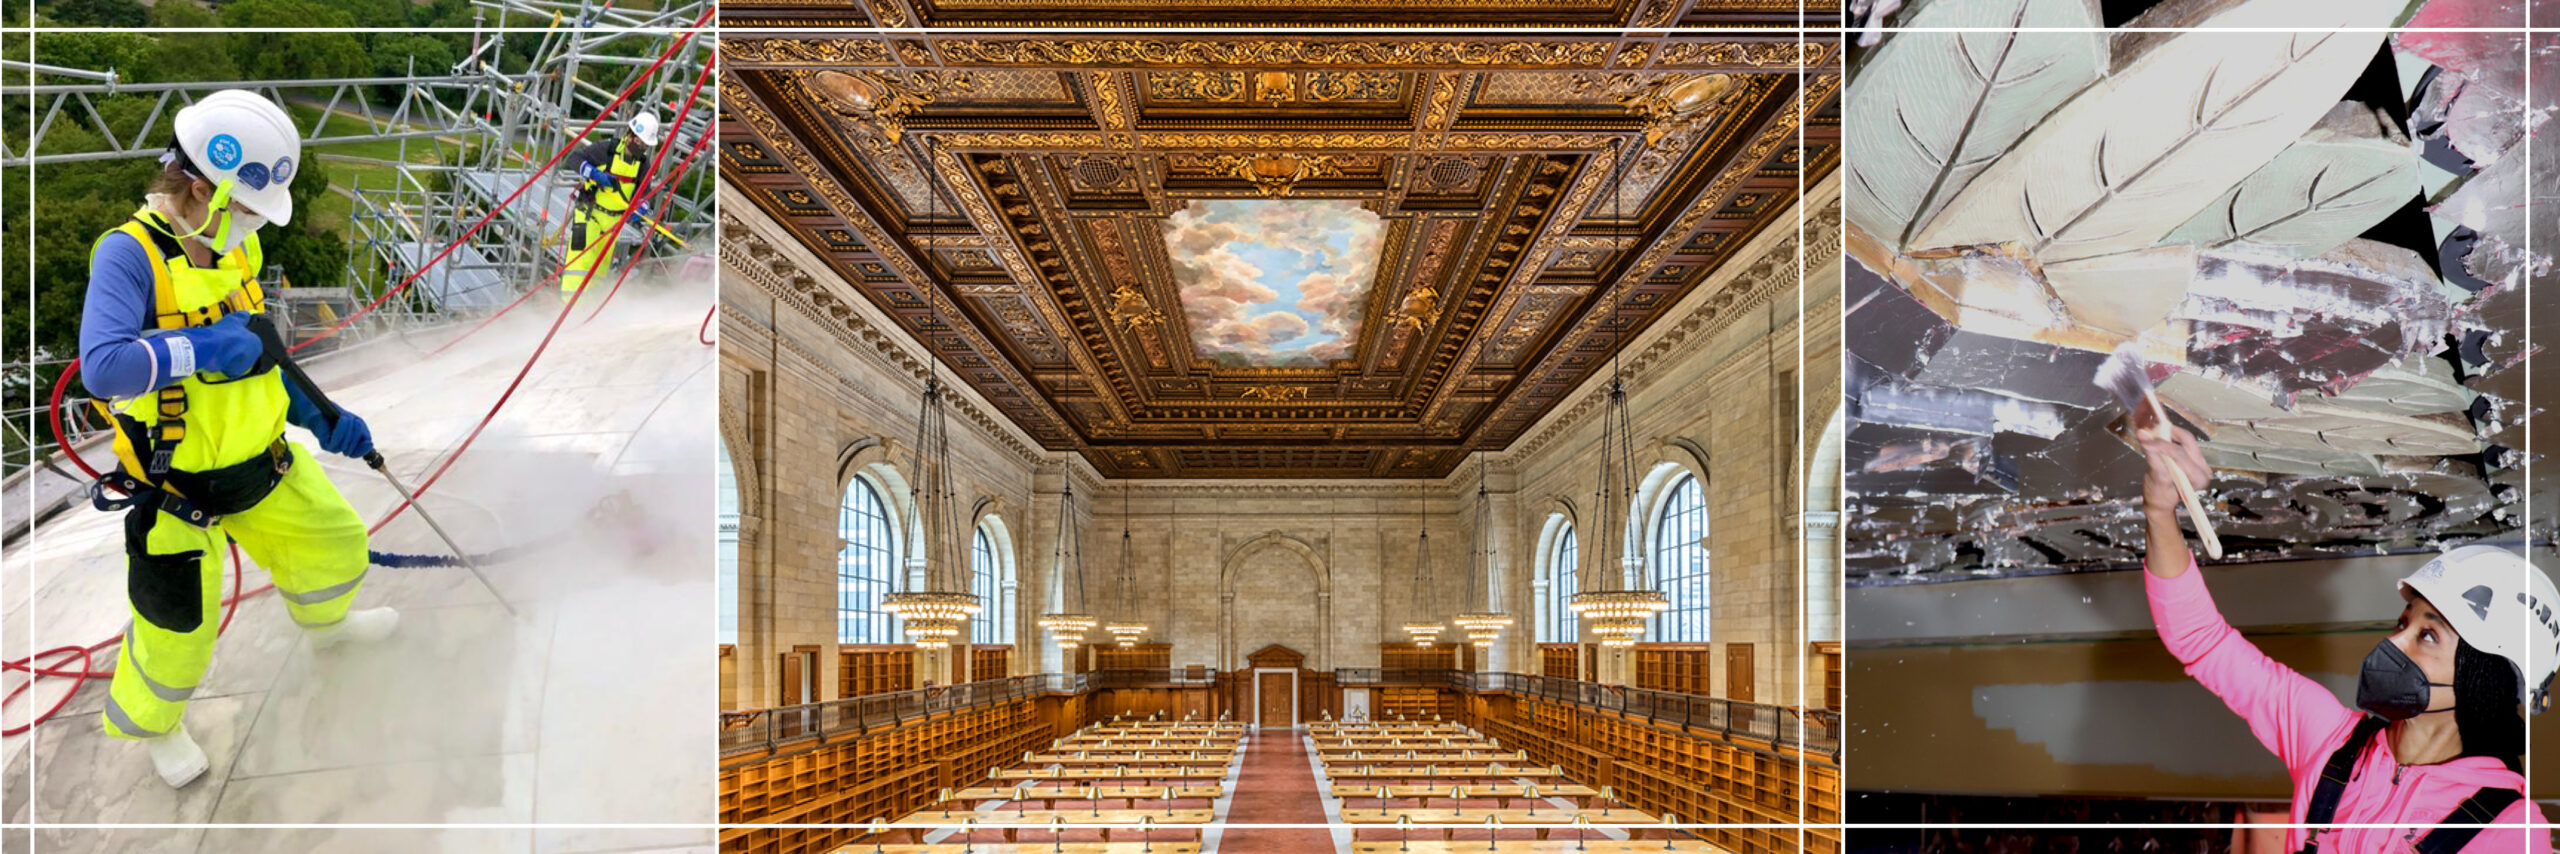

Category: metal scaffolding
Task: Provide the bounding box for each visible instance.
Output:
[2,5,715,530]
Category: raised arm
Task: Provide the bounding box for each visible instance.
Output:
[2137,424,2356,775]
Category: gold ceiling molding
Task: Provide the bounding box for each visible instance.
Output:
[1654,40,1831,69]
[727,38,896,65]
[728,37,1833,72]
[1208,152,1342,196]
[1106,283,1167,333]
[732,90,1090,449]
[1450,73,1832,435]
[807,69,973,145]
[1239,386,1312,402]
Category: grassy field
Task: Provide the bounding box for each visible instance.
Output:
[281,102,456,235]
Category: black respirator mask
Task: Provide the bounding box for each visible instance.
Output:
[2355,639,2455,721]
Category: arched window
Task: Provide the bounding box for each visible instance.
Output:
[718,442,739,646]
[839,476,898,643]
[1543,522,1579,643]
[971,521,1014,646]
[1651,473,1708,642]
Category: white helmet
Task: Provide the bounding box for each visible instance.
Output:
[172,90,302,227]
[631,112,662,147]
[2397,544,2560,713]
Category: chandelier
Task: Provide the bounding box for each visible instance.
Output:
[1104,485,1149,646]
[882,167,981,650]
[1402,484,1445,649]
[1036,482,1095,653]
[1450,452,1513,649]
[1566,140,1666,650]
[881,374,982,649]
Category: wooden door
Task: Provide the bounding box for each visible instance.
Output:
[1258,672,1293,729]
[780,652,806,706]
[1725,643,1754,702]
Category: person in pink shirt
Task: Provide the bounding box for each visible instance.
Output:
[2136,424,2555,853]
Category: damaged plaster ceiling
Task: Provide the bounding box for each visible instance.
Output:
[1842,0,2552,585]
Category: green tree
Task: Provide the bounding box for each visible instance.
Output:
[219,0,367,80]
[42,0,146,27]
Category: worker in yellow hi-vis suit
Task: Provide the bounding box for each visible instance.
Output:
[76,91,396,789]
[561,111,659,293]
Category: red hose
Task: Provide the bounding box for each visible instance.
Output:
[374,55,719,530]
[286,8,713,356]
[698,305,717,347]
[3,22,713,737]
[578,116,718,328]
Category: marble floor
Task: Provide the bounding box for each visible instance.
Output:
[2,283,719,854]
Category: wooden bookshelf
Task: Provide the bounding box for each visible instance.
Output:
[1377,687,1440,720]
[1094,643,1170,671]
[1632,643,1714,696]
[970,645,1011,681]
[1538,643,1579,680]
[1459,692,1839,854]
[1813,640,1842,711]
[838,645,915,699]
[720,697,1059,854]
[1378,642,1455,672]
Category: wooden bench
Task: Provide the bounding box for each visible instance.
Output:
[990,767,1227,781]
[833,844,1202,854]
[1337,808,1670,841]
[1326,783,1601,809]
[1318,750,1527,763]
[1348,842,1734,853]
[884,808,1216,843]
[949,785,1222,810]
[1024,754,1233,766]
[1322,766,1562,781]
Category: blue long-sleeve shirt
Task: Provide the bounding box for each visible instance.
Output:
[78,232,323,425]
[78,231,177,401]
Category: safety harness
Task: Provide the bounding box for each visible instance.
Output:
[88,209,289,528]
[2297,716,2522,854]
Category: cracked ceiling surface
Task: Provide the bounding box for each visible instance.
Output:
[1841,0,2552,585]
[722,33,1840,478]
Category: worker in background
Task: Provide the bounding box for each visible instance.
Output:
[2135,422,2551,851]
[561,111,658,294]
[77,90,395,788]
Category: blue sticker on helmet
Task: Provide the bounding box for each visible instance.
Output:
[236,162,270,191]
[272,157,294,184]
[206,134,242,170]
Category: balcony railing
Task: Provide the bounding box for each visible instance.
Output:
[717,672,1083,758]
[716,666,1838,763]
[1445,671,1841,760]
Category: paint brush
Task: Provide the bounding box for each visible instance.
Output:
[2093,344,2223,558]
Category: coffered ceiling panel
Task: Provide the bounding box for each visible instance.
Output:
[722,33,1840,477]
[720,0,1832,28]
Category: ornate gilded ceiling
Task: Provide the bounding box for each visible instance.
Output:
[722,33,1840,477]
[719,0,1830,29]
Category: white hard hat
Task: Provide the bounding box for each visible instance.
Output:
[2397,544,2560,713]
[172,90,302,226]
[631,112,661,147]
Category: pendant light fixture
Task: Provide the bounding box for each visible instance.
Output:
[1451,452,1513,649]
[1568,139,1666,649]
[1036,482,1096,654]
[881,141,982,649]
[1401,487,1445,648]
[1102,486,1148,647]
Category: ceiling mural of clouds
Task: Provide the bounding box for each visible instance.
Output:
[1161,199,1384,367]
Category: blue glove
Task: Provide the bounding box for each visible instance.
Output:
[634,200,653,220]
[285,380,374,459]
[580,162,618,189]
[173,312,264,377]
[316,409,374,459]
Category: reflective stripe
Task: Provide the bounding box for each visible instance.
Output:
[121,625,198,703]
[292,613,346,629]
[103,695,168,738]
[277,572,366,607]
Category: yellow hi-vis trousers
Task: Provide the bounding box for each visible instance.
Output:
[561,204,622,294]
[104,441,370,740]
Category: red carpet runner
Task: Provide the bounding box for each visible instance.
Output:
[1216,728,1336,854]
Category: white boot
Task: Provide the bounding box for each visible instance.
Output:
[145,726,209,788]
[307,607,400,651]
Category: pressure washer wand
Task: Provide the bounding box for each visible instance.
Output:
[248,316,519,616]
